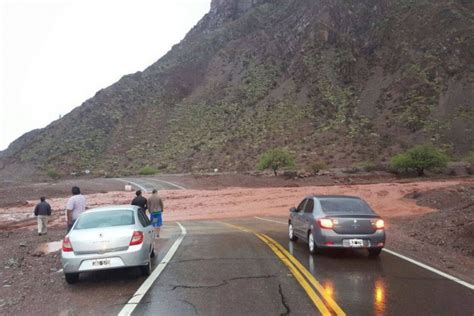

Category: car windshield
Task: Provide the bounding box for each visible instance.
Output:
[319,198,375,215]
[75,210,135,230]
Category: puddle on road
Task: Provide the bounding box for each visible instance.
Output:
[35,241,62,254]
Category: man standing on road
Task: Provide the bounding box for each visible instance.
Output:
[34,196,52,236]
[66,186,86,232]
[147,189,164,238]
[131,190,147,216]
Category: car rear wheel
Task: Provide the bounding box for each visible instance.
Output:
[151,247,156,258]
[308,231,318,254]
[65,273,79,284]
[140,256,152,276]
[368,248,382,257]
[288,223,298,241]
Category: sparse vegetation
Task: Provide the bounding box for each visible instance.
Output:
[353,161,377,172]
[138,166,159,176]
[464,151,474,165]
[390,145,449,176]
[464,151,474,175]
[0,0,471,176]
[46,169,60,180]
[310,161,327,174]
[257,148,295,176]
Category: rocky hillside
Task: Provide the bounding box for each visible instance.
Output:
[1,0,473,178]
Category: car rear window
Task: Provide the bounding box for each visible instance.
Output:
[319,198,375,215]
[75,210,135,230]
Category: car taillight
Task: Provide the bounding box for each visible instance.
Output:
[129,231,144,246]
[374,219,385,230]
[62,236,73,252]
[318,218,334,229]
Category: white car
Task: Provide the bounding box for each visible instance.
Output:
[61,205,155,284]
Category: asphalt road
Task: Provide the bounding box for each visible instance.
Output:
[115,177,186,192]
[128,218,473,316]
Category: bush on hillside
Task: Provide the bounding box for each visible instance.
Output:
[46,169,61,180]
[464,151,474,175]
[139,166,159,176]
[310,161,327,174]
[257,148,295,176]
[353,161,378,172]
[390,145,448,176]
[464,151,474,165]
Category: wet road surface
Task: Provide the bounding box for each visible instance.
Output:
[130,218,473,315]
[115,177,186,192]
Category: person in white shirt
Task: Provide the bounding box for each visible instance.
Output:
[66,186,86,232]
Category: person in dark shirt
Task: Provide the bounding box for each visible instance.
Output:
[131,190,147,215]
[34,196,52,236]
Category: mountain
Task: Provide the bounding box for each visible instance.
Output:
[1,0,473,178]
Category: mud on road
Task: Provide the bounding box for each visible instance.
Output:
[0,175,472,315]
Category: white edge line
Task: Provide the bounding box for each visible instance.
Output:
[255,216,287,225]
[254,216,474,290]
[382,248,474,290]
[114,178,149,193]
[147,178,186,190]
[118,222,187,316]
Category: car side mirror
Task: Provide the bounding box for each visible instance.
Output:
[289,207,297,213]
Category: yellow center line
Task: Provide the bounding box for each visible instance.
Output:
[222,222,346,316]
[261,234,346,316]
[256,233,332,316]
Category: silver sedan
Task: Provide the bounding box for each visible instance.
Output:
[61,205,155,284]
[288,195,386,256]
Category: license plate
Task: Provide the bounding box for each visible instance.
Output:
[92,259,111,267]
[349,239,364,247]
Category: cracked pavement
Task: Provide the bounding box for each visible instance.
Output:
[133,220,315,315]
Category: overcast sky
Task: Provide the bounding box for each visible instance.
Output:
[0,0,211,150]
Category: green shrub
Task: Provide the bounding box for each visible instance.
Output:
[464,151,474,165]
[310,161,327,173]
[46,169,60,180]
[390,145,448,176]
[353,161,377,172]
[138,166,159,176]
[257,148,295,176]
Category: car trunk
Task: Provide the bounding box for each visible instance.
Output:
[331,215,377,234]
[70,226,135,255]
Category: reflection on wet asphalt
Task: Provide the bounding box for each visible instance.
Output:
[240,217,473,316]
[128,218,473,316]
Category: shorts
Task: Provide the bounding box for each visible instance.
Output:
[150,212,163,228]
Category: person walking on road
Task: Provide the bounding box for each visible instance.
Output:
[147,189,164,238]
[131,190,147,215]
[66,186,86,232]
[34,196,52,236]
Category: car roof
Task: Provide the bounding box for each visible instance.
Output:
[306,195,362,200]
[83,205,140,213]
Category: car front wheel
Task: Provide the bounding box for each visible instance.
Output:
[65,273,79,284]
[288,223,298,241]
[308,231,319,254]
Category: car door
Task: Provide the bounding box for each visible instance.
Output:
[293,199,307,237]
[302,198,315,240]
[137,210,154,251]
